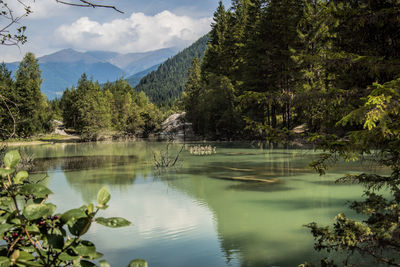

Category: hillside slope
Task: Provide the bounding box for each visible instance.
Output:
[126,64,160,87]
[134,34,209,105]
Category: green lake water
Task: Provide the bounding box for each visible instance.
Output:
[19,141,382,266]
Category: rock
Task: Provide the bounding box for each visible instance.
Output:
[292,123,308,134]
[159,112,196,140]
[51,120,69,136]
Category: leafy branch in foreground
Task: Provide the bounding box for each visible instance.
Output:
[0,150,146,266]
[301,78,400,266]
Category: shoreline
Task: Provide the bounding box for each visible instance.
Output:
[1,134,81,147]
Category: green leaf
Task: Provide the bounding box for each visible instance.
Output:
[0,168,14,178]
[14,171,28,184]
[69,217,91,236]
[74,240,96,257]
[4,150,20,169]
[97,187,110,208]
[17,250,35,261]
[20,184,53,198]
[23,203,56,220]
[25,225,40,234]
[78,260,97,267]
[99,260,110,267]
[87,203,94,214]
[0,197,13,208]
[127,259,148,267]
[0,224,12,235]
[15,259,43,267]
[95,217,131,228]
[60,209,87,226]
[10,218,21,225]
[0,256,10,267]
[46,234,64,249]
[86,251,104,260]
[0,212,10,224]
[59,252,79,261]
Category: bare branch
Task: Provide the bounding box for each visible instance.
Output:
[55,0,123,13]
[0,0,123,46]
[0,93,17,139]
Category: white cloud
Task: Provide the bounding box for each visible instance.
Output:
[7,0,70,20]
[54,10,211,53]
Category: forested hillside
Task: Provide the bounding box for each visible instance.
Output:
[183,0,400,139]
[126,64,160,87]
[134,34,209,105]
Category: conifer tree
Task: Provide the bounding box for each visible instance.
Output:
[74,74,111,139]
[0,63,17,139]
[14,52,47,137]
[202,1,230,76]
[182,56,202,132]
[292,0,338,132]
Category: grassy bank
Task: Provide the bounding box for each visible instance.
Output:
[1,134,80,146]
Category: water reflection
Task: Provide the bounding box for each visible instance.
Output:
[21,142,372,266]
[32,155,139,172]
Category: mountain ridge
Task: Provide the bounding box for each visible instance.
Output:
[6,47,178,99]
[133,34,209,105]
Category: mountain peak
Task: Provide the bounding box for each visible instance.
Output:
[39,49,101,64]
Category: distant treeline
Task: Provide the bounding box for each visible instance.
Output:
[55,75,163,140]
[182,0,400,139]
[0,53,163,140]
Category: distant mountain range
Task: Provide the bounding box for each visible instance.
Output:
[133,34,209,105]
[6,47,178,99]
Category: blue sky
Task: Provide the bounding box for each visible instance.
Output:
[1,0,231,62]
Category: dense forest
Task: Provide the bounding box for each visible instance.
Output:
[182,0,400,139]
[0,53,163,141]
[134,34,209,105]
[58,76,162,140]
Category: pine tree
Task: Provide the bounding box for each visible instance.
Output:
[292,0,339,132]
[0,63,17,139]
[14,52,47,137]
[74,74,111,139]
[202,1,230,76]
[182,56,202,132]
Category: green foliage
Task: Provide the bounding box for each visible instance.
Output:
[14,53,52,137]
[0,150,145,266]
[134,34,209,105]
[60,75,162,140]
[305,78,400,266]
[0,54,52,140]
[182,0,400,140]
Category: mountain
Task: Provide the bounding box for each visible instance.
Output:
[109,48,179,75]
[38,62,124,98]
[133,34,209,105]
[126,64,160,87]
[38,48,104,64]
[6,48,178,99]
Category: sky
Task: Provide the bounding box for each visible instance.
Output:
[0,0,231,62]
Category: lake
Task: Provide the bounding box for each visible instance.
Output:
[19,141,378,266]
